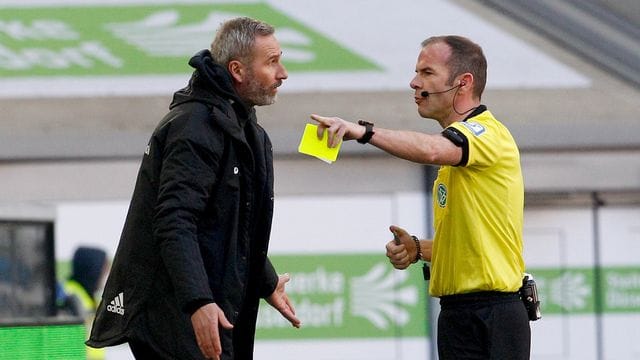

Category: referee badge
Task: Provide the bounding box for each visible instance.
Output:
[462,121,486,136]
[437,183,447,207]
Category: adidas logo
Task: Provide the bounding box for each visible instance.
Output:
[107,292,125,315]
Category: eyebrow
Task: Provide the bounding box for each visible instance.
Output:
[417,65,435,73]
[266,50,282,60]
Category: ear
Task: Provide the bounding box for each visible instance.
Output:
[228,60,245,83]
[459,73,473,88]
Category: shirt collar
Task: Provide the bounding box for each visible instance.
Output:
[463,104,487,121]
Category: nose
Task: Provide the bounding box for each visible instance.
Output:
[409,75,420,91]
[278,63,288,80]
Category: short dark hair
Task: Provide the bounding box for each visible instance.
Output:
[422,35,487,99]
[210,17,275,65]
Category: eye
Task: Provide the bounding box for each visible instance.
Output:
[417,68,431,77]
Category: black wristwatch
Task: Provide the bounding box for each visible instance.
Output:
[357,120,375,144]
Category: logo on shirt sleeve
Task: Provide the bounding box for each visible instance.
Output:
[107,292,125,315]
[462,122,485,136]
[437,184,447,208]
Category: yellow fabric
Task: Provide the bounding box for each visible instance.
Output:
[64,280,95,310]
[429,110,525,297]
[64,280,105,360]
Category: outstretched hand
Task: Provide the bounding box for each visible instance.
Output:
[310,114,364,148]
[266,273,302,328]
[191,302,234,360]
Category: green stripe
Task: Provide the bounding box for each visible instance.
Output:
[0,3,379,77]
[0,324,86,359]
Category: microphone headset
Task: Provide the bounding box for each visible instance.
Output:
[420,80,466,98]
[420,80,477,115]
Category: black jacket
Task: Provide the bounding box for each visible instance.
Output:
[87,50,279,359]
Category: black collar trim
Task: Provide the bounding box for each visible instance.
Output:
[463,105,487,122]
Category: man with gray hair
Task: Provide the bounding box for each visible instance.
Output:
[87,17,300,360]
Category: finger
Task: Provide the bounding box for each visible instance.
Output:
[389,226,401,246]
[316,124,326,139]
[280,305,302,328]
[329,132,338,148]
[326,123,340,148]
[192,310,215,359]
[277,296,298,322]
[281,273,291,284]
[333,127,347,148]
[386,242,403,257]
[217,310,234,330]
[199,327,216,359]
[385,241,395,253]
[389,225,408,237]
[387,243,406,255]
[311,114,331,128]
[389,252,408,264]
[389,250,409,265]
[389,254,410,268]
[310,114,324,124]
[280,274,298,318]
[283,293,297,315]
[290,315,302,328]
[390,254,410,266]
[393,245,407,255]
[211,320,222,358]
[310,115,331,139]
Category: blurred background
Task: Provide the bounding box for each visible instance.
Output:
[1,0,639,359]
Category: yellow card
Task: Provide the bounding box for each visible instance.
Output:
[298,123,342,163]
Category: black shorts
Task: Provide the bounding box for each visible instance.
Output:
[437,291,531,360]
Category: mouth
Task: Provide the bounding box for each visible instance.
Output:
[270,82,282,95]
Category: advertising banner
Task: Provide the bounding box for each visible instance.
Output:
[0,2,377,77]
[530,267,640,315]
[0,0,590,97]
[257,254,429,340]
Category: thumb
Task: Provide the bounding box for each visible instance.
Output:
[217,310,234,330]
[389,225,409,237]
[280,273,291,284]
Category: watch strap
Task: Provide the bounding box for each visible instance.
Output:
[357,120,375,144]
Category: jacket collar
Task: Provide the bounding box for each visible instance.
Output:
[170,50,255,141]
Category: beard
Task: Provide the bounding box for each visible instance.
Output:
[243,70,281,107]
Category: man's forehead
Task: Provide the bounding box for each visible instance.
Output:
[423,42,450,62]
[417,42,450,69]
[253,34,281,57]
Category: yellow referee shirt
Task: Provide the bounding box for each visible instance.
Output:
[430,107,525,297]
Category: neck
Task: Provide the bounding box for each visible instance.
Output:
[439,98,480,127]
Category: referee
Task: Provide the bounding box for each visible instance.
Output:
[311,35,530,359]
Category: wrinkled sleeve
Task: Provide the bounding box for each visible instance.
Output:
[153,113,223,313]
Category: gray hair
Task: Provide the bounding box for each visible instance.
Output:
[210,17,275,65]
